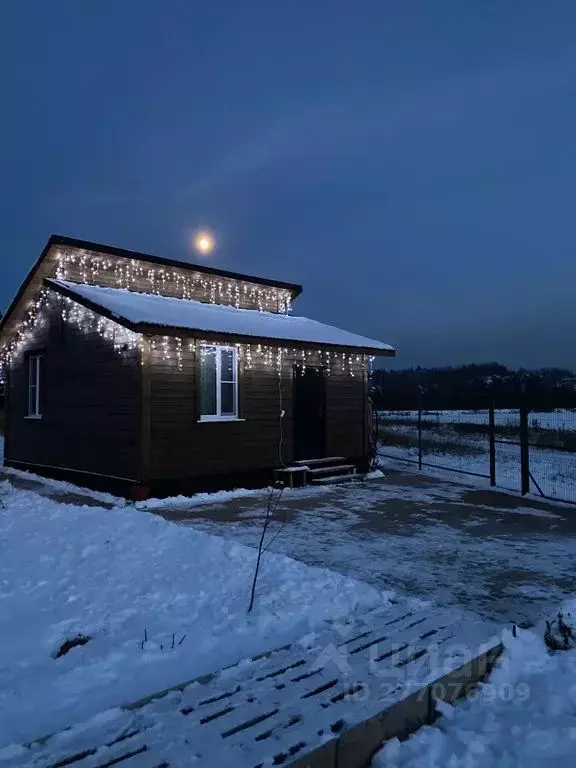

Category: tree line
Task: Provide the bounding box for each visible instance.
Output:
[371,362,576,410]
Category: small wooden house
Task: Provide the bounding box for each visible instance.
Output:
[0,235,394,497]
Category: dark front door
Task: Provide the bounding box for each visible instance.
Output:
[293,365,326,460]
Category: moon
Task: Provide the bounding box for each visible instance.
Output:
[193,230,216,255]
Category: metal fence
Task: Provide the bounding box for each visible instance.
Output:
[377,402,576,505]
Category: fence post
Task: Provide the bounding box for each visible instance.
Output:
[417,386,423,470]
[489,401,496,487]
[519,391,530,496]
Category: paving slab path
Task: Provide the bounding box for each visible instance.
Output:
[5,602,499,768]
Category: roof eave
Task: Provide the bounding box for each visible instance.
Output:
[44,278,395,356]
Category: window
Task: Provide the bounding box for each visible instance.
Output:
[27,354,42,417]
[199,345,238,420]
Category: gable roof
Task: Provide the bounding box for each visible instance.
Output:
[0,234,303,343]
[46,279,395,354]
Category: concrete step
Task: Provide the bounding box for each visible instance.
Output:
[293,456,346,467]
[307,464,356,477]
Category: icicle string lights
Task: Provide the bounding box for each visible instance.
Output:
[0,289,52,375]
[0,292,368,380]
[61,298,141,354]
[0,293,142,380]
[147,337,367,376]
[54,249,292,313]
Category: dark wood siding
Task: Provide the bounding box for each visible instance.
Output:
[4,310,368,489]
[148,341,295,479]
[148,341,367,481]
[5,300,141,480]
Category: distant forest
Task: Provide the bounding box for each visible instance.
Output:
[371,363,576,410]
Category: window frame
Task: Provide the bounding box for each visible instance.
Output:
[199,344,239,421]
[26,353,43,419]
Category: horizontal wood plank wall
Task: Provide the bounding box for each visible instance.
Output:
[58,248,287,312]
[5,301,141,479]
[325,371,366,459]
[148,342,295,480]
[148,339,196,480]
[148,344,368,481]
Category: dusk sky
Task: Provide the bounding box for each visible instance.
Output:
[2,1,575,370]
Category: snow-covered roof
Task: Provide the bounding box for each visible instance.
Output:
[46,279,394,353]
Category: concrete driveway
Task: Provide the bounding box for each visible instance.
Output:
[151,469,576,627]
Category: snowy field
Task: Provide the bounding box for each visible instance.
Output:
[379,409,576,503]
[0,478,390,748]
[381,408,576,431]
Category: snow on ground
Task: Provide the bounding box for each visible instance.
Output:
[3,465,126,507]
[0,480,393,748]
[138,486,268,510]
[378,409,576,503]
[0,435,125,507]
[184,470,576,627]
[373,607,576,767]
[381,408,576,430]
[378,453,576,512]
[136,483,331,511]
[380,440,576,503]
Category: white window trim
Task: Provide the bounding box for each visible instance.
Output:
[199,345,239,421]
[27,354,42,418]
